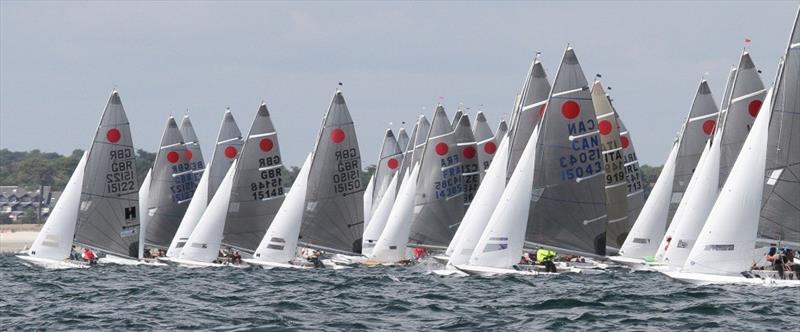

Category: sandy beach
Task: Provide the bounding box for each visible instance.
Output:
[0,224,41,253]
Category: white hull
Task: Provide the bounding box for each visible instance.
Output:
[608,255,648,267]
[453,264,551,277]
[98,255,167,266]
[16,255,89,270]
[164,257,248,269]
[429,268,468,277]
[663,271,800,287]
[241,258,310,270]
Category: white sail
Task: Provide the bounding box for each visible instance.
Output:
[617,143,679,259]
[363,175,375,229]
[654,140,712,262]
[468,126,539,269]
[370,163,421,262]
[251,154,312,264]
[27,152,88,261]
[138,168,152,259]
[662,134,721,268]
[446,136,511,265]
[166,162,210,258]
[369,129,402,219]
[361,173,399,256]
[179,160,238,263]
[683,88,773,275]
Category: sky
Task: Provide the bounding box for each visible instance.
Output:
[1,1,798,167]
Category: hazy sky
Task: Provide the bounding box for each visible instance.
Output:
[1,1,797,167]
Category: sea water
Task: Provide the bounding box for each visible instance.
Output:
[1,254,797,330]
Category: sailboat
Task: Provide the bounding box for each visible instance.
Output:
[223,102,286,252]
[525,47,608,258]
[610,79,719,266]
[19,91,142,268]
[142,117,192,250]
[437,57,550,268]
[666,9,800,286]
[175,103,286,265]
[361,129,403,255]
[165,110,242,258]
[654,52,766,269]
[453,125,542,276]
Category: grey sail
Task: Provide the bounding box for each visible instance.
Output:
[527,48,608,256]
[496,120,508,145]
[398,122,418,182]
[409,105,464,247]
[615,115,645,239]
[718,52,766,186]
[451,108,464,130]
[761,9,800,246]
[179,115,206,197]
[144,117,193,248]
[591,82,629,249]
[300,90,364,253]
[370,129,402,216]
[208,110,244,199]
[454,114,480,206]
[75,91,140,258]
[223,103,286,251]
[473,112,497,179]
[507,60,552,178]
[670,80,719,222]
[411,115,431,167]
[396,127,410,159]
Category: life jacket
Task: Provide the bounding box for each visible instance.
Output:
[83,249,95,261]
[536,249,556,263]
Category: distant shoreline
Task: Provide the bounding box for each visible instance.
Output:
[0,224,41,253]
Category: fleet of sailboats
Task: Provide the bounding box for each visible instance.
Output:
[16,7,799,287]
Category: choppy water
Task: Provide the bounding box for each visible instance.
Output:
[1,254,797,331]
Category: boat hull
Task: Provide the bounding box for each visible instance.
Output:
[452,264,547,277]
[663,271,800,287]
[98,255,167,266]
[16,255,89,270]
[164,257,248,268]
[241,258,310,270]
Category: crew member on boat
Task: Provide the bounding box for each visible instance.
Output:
[536,247,557,273]
[82,248,97,264]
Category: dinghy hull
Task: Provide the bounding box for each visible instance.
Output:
[16,255,89,270]
[663,271,800,287]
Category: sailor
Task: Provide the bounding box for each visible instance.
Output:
[536,248,557,273]
[519,253,533,265]
[70,245,81,261]
[231,250,242,264]
[412,247,428,260]
[82,248,96,264]
[307,250,324,268]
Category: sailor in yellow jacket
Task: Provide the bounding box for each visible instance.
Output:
[536,248,557,273]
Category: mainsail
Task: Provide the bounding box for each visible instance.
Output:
[144,117,191,248]
[527,47,608,256]
[223,103,286,251]
[75,91,140,258]
[208,110,244,197]
[496,120,508,145]
[591,82,629,249]
[670,81,720,222]
[718,52,766,185]
[299,90,364,253]
[409,105,464,247]
[507,59,551,177]
[761,9,800,247]
[616,116,645,241]
[179,115,205,198]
